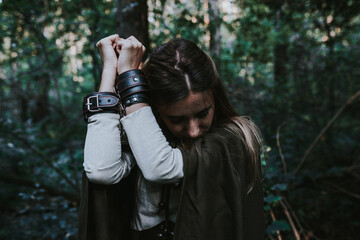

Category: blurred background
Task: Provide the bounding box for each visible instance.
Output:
[0,0,359,239]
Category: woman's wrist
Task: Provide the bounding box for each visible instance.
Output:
[125,103,148,115]
[99,66,117,92]
[117,66,132,76]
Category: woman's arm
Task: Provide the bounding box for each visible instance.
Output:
[120,106,184,183]
[83,34,136,184]
[111,36,184,183]
[84,113,135,184]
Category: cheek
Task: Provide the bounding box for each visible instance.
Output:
[162,119,185,136]
[202,109,215,129]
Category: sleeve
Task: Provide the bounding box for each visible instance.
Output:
[120,106,184,183]
[83,113,135,184]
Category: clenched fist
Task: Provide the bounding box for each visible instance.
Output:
[116,36,146,75]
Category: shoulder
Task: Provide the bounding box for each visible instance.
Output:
[180,124,246,175]
[198,122,246,151]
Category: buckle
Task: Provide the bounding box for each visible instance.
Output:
[85,95,103,112]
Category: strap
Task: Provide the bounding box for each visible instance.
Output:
[82,92,121,122]
[121,93,150,109]
[158,184,173,239]
[115,69,150,109]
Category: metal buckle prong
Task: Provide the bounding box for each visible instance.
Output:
[86,95,103,112]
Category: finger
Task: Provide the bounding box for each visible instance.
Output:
[117,39,137,51]
[126,35,137,41]
[96,34,120,47]
[116,39,128,55]
[139,62,144,70]
[113,35,121,44]
[104,34,119,42]
[141,45,146,55]
[127,35,142,46]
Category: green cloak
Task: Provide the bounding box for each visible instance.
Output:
[78,127,264,240]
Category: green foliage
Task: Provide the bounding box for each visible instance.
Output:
[0,0,359,239]
[266,220,291,234]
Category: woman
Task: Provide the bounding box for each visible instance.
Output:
[79,35,265,240]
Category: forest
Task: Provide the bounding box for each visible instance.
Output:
[0,0,359,239]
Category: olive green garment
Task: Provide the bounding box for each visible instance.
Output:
[78,127,265,240]
[175,127,265,240]
[77,169,136,240]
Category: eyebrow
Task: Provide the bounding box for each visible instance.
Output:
[166,105,212,118]
[195,106,212,117]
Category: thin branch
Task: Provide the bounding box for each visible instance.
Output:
[276,122,287,174]
[346,164,360,180]
[279,199,300,240]
[295,90,360,174]
[333,184,360,200]
[269,207,283,240]
[282,197,303,233]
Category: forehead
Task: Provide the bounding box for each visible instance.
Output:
[161,91,213,116]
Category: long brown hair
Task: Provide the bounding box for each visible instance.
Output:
[143,39,263,192]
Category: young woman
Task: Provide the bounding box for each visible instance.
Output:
[78,35,265,240]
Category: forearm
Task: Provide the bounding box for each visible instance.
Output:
[84,113,134,184]
[98,66,117,92]
[121,106,184,183]
[125,103,148,115]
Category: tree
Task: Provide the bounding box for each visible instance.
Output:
[208,0,222,70]
[116,0,149,51]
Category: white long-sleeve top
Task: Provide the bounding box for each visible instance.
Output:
[83,107,184,230]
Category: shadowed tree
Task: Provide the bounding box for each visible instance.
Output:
[116,0,149,52]
[208,0,222,75]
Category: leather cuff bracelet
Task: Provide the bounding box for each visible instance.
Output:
[121,93,150,109]
[82,92,120,122]
[115,69,150,108]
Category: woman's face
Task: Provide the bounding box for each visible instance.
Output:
[160,91,215,140]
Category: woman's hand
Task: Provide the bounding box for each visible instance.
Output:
[96,34,120,92]
[116,36,146,75]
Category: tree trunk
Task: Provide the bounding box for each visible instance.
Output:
[116,0,149,52]
[89,0,102,91]
[208,0,222,75]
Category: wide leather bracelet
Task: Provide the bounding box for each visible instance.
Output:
[121,92,150,109]
[82,92,120,122]
[115,69,150,108]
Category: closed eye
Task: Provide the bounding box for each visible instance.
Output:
[166,106,212,124]
[196,106,211,119]
[168,116,186,124]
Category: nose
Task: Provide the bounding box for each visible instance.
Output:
[188,119,200,138]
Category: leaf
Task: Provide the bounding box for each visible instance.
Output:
[270,183,287,191]
[264,194,282,203]
[266,220,291,234]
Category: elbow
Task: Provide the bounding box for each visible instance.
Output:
[142,170,163,183]
[85,166,122,185]
[139,150,184,183]
[141,163,183,183]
